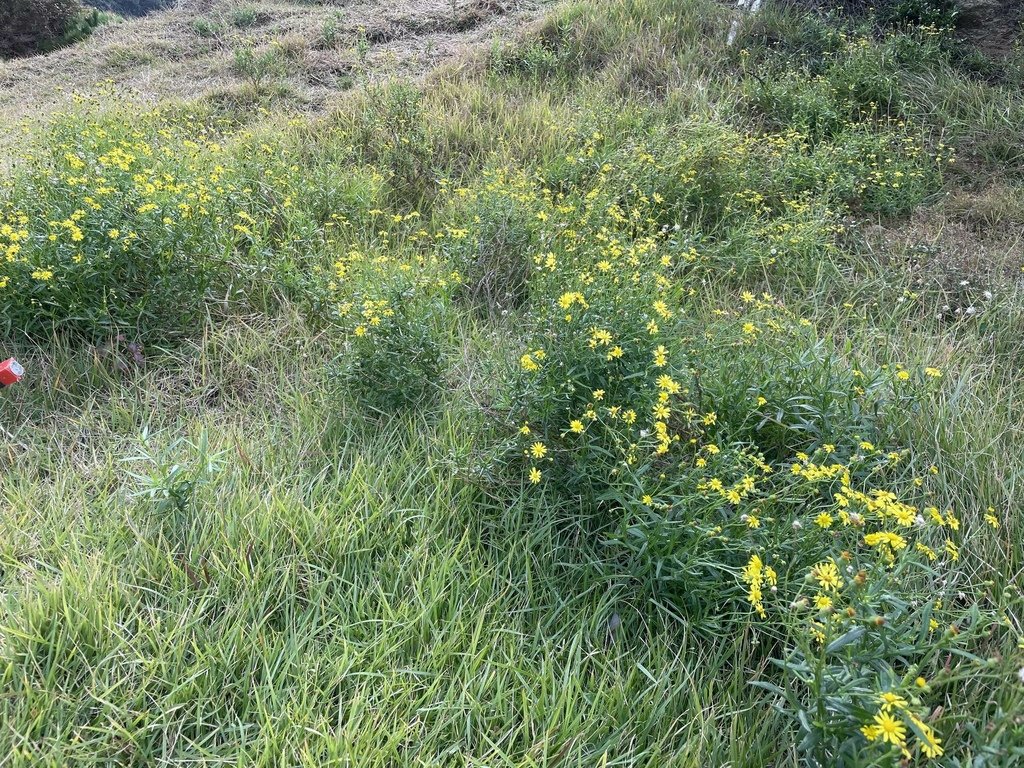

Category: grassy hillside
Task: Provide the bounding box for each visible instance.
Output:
[0,0,543,127]
[1,0,1023,765]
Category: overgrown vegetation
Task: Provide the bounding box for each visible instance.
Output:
[0,0,108,60]
[1,0,1022,765]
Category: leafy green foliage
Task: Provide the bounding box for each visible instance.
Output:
[232,41,287,92]
[342,294,444,413]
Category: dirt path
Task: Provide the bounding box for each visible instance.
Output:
[0,0,545,126]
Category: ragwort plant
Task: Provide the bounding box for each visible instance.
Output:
[508,209,995,763]
[0,97,347,341]
[323,212,457,412]
[477,67,1004,763]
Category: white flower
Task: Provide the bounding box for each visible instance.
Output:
[1018,667,1024,684]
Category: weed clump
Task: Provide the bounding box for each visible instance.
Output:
[0,99,343,341]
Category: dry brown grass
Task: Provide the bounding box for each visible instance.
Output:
[0,0,543,126]
[862,183,1024,321]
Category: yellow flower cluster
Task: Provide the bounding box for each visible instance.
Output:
[860,691,944,759]
[0,99,322,336]
[742,553,778,619]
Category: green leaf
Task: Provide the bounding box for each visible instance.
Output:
[826,626,866,654]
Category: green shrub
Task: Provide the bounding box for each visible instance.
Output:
[345,84,436,207]
[0,115,230,340]
[500,187,984,762]
[741,35,905,141]
[874,0,957,28]
[732,8,846,74]
[465,62,990,760]
[318,11,344,49]
[0,104,323,341]
[232,42,287,93]
[229,4,265,28]
[0,0,92,59]
[440,173,541,317]
[694,305,902,460]
[341,294,444,413]
[488,38,563,82]
[191,17,223,39]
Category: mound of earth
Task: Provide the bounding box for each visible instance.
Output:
[957,0,1022,57]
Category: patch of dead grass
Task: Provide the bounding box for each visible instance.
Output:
[0,0,542,129]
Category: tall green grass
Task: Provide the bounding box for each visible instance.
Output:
[1,0,1022,764]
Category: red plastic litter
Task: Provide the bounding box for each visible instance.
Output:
[0,358,24,387]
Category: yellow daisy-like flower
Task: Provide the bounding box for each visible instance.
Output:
[569,420,585,434]
[860,724,880,741]
[871,711,906,746]
[864,531,907,551]
[656,374,680,394]
[878,692,908,711]
[912,717,943,758]
[530,442,547,459]
[529,467,542,484]
[811,560,842,591]
[520,353,539,372]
